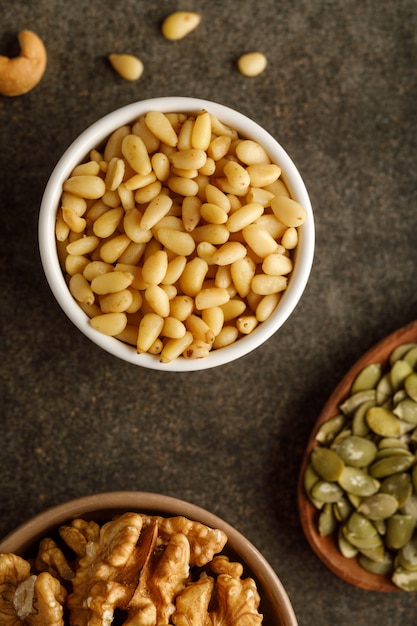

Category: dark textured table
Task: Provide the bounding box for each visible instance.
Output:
[1,1,417,623]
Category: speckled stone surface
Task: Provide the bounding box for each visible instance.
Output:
[1,1,417,623]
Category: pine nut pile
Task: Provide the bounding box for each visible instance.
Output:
[56,109,307,362]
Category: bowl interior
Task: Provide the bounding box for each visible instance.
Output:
[0,491,297,626]
[39,96,315,371]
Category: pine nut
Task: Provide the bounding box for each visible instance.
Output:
[226,202,264,233]
[145,284,170,317]
[271,195,307,227]
[145,111,178,147]
[99,234,131,263]
[154,227,195,256]
[91,270,133,295]
[108,53,144,81]
[191,111,211,150]
[69,273,95,305]
[63,175,105,199]
[159,332,194,362]
[179,257,208,296]
[90,312,127,336]
[237,52,267,77]
[251,273,288,296]
[137,313,164,353]
[66,235,99,256]
[122,134,152,176]
[93,207,124,238]
[195,287,230,310]
[161,11,201,41]
[212,241,247,266]
[262,253,293,276]
[100,289,133,313]
[170,148,207,171]
[242,223,279,258]
[140,194,173,230]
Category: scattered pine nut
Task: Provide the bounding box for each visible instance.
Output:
[161,11,201,40]
[108,54,144,81]
[237,52,267,77]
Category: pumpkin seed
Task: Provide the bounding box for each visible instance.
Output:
[403,345,417,369]
[315,413,346,444]
[338,466,380,497]
[337,527,358,558]
[333,497,353,522]
[390,359,414,391]
[392,566,417,590]
[376,373,393,405]
[357,493,398,520]
[398,534,417,571]
[405,373,417,402]
[380,472,412,508]
[318,503,337,536]
[339,389,376,416]
[393,398,417,424]
[311,480,344,503]
[332,435,377,468]
[351,399,374,436]
[389,343,417,365]
[350,362,382,394]
[304,463,324,509]
[386,514,415,550]
[369,454,415,479]
[366,406,402,437]
[311,447,345,481]
[359,552,393,575]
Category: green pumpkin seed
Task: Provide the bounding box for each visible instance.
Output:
[393,398,417,424]
[351,399,374,436]
[401,493,417,520]
[340,389,376,416]
[357,493,398,520]
[304,463,324,509]
[318,503,337,536]
[392,566,417,590]
[338,466,380,497]
[342,525,383,550]
[372,518,386,536]
[376,373,393,405]
[351,362,382,394]
[403,345,417,369]
[337,526,358,558]
[386,514,416,550]
[398,534,417,571]
[359,552,394,575]
[390,359,414,391]
[369,454,415,479]
[374,447,413,460]
[311,480,344,503]
[311,447,345,481]
[378,437,409,450]
[315,414,346,444]
[333,497,353,522]
[332,435,377,468]
[390,343,417,365]
[366,406,402,437]
[359,543,387,563]
[405,373,417,402]
[380,472,412,508]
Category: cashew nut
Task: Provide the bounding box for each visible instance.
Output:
[0,30,47,96]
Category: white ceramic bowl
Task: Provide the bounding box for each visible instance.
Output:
[38,97,314,371]
[0,491,298,625]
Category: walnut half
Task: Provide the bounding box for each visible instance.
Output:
[0,553,66,625]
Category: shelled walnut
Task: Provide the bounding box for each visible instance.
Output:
[0,512,265,625]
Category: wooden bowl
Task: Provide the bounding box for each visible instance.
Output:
[298,320,417,591]
[0,491,298,625]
